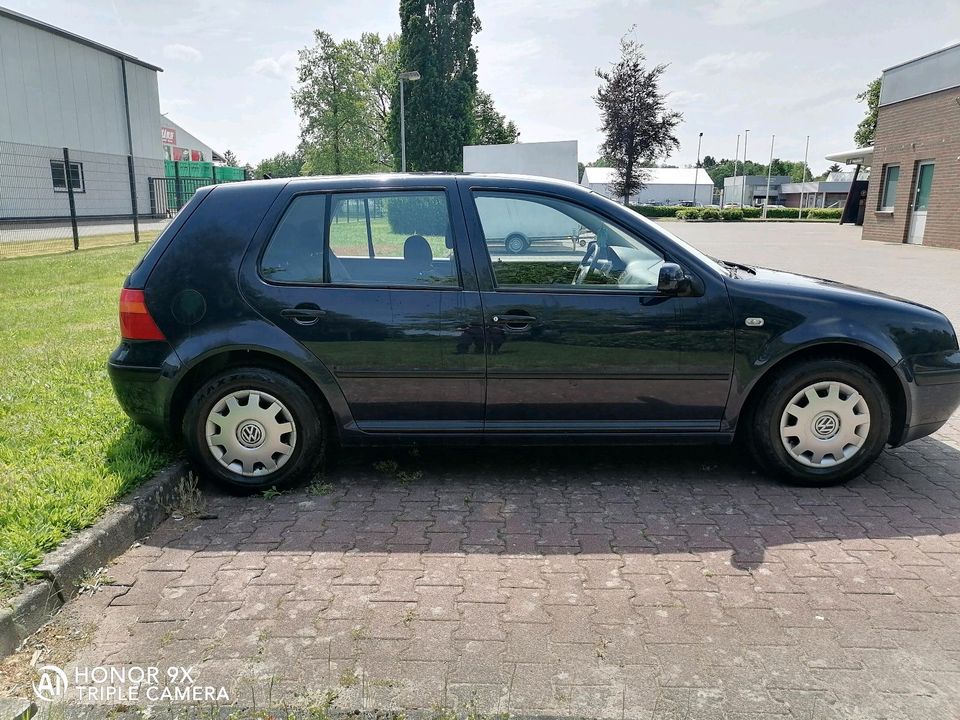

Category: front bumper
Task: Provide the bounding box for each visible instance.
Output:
[896,350,960,445]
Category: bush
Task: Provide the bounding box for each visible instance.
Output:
[629,205,688,218]
[676,208,701,220]
[806,208,843,220]
[721,208,744,222]
[740,206,762,218]
[386,193,449,235]
[699,207,721,222]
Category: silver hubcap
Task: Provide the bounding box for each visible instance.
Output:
[205,390,297,477]
[779,380,870,468]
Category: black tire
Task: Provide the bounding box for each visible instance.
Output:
[749,358,891,486]
[182,367,326,492]
[504,233,529,254]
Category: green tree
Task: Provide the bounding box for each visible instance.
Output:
[222,149,240,167]
[472,90,519,145]
[594,37,682,203]
[361,32,400,167]
[854,77,881,147]
[294,31,383,175]
[254,150,305,179]
[389,0,481,171]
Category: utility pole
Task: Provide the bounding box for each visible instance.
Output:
[763,134,775,219]
[730,134,740,207]
[798,135,810,219]
[740,129,750,207]
[692,132,704,205]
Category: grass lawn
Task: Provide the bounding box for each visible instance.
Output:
[0,230,162,260]
[0,244,174,600]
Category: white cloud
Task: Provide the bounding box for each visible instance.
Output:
[706,0,829,26]
[249,51,299,79]
[162,43,203,62]
[692,51,769,75]
[667,90,705,108]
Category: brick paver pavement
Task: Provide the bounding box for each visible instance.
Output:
[7,226,960,719]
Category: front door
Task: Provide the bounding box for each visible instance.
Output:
[907,161,934,245]
[461,187,732,434]
[241,184,485,433]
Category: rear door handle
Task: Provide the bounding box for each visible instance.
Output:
[492,314,537,324]
[281,305,326,325]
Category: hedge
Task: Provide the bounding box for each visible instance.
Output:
[628,204,842,221]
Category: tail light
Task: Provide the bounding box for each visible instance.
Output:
[119,288,166,341]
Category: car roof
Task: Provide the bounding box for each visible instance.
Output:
[238,172,594,196]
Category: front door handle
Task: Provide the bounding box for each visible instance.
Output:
[281,304,326,325]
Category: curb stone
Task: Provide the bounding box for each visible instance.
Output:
[0,699,36,720]
[0,461,190,657]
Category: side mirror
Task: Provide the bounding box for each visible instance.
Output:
[657,263,690,294]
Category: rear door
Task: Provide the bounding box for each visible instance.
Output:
[241,179,485,434]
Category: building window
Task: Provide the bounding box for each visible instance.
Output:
[50,160,85,193]
[879,164,899,210]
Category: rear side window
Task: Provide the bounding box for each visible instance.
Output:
[328,191,458,286]
[260,190,459,287]
[260,194,326,283]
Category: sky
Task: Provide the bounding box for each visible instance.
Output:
[7,0,960,173]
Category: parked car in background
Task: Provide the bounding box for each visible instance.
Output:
[109,174,960,491]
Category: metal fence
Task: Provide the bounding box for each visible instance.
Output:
[0,140,245,259]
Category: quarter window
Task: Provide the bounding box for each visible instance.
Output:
[472,191,664,291]
[51,160,84,193]
[260,194,326,283]
[879,165,899,210]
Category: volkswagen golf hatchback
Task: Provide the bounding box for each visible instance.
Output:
[109,174,960,490]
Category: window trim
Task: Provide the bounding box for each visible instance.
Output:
[257,188,464,290]
[469,188,675,296]
[50,159,85,194]
[878,164,899,211]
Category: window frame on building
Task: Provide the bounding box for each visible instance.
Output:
[50,160,85,194]
[878,164,900,211]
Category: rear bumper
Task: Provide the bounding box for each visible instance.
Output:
[108,342,179,435]
[894,351,960,445]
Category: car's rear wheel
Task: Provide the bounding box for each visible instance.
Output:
[183,367,326,491]
[749,358,891,485]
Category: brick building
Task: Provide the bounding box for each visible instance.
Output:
[861,43,960,249]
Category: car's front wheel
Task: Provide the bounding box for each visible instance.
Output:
[749,358,891,485]
[183,367,326,491]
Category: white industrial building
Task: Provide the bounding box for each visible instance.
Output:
[580,166,714,206]
[0,7,164,221]
[463,140,578,183]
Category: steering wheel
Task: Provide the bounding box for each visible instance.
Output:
[572,240,600,286]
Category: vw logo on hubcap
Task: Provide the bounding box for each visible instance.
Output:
[812,412,839,439]
[236,420,265,448]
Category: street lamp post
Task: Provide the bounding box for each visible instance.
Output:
[398,70,421,172]
[740,129,750,207]
[692,132,703,206]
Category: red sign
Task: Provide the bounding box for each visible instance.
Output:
[161,127,177,145]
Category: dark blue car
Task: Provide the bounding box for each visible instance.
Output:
[108,174,960,490]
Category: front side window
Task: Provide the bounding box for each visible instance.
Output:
[50,160,84,193]
[879,165,899,210]
[327,191,457,286]
[472,191,664,290]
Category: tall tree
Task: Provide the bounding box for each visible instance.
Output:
[254,150,305,179]
[472,90,519,145]
[222,150,240,167]
[390,0,481,171]
[294,31,382,175]
[360,33,400,167]
[854,77,881,147]
[594,37,682,203]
